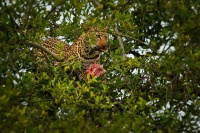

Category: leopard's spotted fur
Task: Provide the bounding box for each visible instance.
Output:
[35,24,107,80]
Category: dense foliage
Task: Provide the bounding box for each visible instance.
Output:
[0,0,200,132]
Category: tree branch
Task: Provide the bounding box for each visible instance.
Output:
[114,26,126,60]
[108,31,157,53]
[24,41,63,61]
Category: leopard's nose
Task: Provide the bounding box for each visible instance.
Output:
[94,45,107,52]
[93,45,100,51]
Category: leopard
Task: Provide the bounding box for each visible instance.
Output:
[34,24,108,80]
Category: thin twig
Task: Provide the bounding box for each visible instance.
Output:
[91,0,100,6]
[23,0,34,30]
[108,31,157,53]
[29,99,52,103]
[43,1,65,21]
[3,0,19,37]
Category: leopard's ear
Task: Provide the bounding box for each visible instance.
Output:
[103,27,108,31]
[81,23,91,31]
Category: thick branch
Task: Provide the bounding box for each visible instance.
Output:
[24,41,63,61]
[114,27,126,61]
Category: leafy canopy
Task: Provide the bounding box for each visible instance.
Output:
[0,0,200,132]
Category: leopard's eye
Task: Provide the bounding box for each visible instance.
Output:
[94,27,98,30]
[96,35,101,38]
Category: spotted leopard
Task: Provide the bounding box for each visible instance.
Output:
[35,24,107,80]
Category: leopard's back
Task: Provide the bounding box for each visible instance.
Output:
[40,38,70,59]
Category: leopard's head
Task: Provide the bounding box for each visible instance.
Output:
[82,24,108,53]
